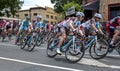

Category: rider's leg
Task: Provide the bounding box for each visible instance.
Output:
[110,29,119,46]
[78,27,84,37]
[1,29,7,41]
[15,29,22,44]
[56,27,66,54]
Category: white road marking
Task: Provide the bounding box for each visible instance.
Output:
[79,58,120,69]
[61,54,120,69]
[0,56,83,71]
[0,43,120,69]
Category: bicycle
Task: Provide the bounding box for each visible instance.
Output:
[20,31,36,51]
[105,33,120,55]
[46,31,85,63]
[84,35,109,60]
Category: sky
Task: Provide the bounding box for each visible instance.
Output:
[21,0,54,10]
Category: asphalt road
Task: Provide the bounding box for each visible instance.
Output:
[0,37,120,71]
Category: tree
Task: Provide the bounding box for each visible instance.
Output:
[9,0,23,17]
[51,0,83,13]
[0,0,23,17]
[62,2,83,12]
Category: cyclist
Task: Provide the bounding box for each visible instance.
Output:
[56,12,85,54]
[106,16,120,52]
[15,16,33,44]
[74,12,85,37]
[82,13,104,36]
[34,15,43,33]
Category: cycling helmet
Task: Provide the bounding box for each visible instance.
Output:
[76,12,85,17]
[26,16,30,19]
[37,15,42,19]
[94,13,102,19]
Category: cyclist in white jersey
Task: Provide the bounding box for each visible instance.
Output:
[56,12,85,54]
[82,13,104,36]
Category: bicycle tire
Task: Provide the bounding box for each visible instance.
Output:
[65,40,85,63]
[28,36,36,51]
[89,38,109,60]
[46,38,58,58]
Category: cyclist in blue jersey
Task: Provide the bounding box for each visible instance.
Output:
[15,16,33,44]
[35,15,43,33]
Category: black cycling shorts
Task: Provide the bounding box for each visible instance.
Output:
[6,25,11,30]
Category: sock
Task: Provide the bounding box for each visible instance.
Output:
[110,39,115,45]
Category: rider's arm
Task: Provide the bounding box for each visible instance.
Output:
[90,19,98,32]
[69,20,75,30]
[97,23,104,35]
[30,23,33,30]
[98,28,104,35]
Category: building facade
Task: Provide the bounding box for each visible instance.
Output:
[83,0,120,22]
[99,0,120,22]
[18,6,60,24]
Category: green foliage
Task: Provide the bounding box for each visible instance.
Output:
[62,2,83,12]
[51,0,83,13]
[0,0,23,17]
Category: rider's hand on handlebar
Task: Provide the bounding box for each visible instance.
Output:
[73,29,77,32]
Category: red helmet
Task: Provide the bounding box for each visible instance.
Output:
[117,18,120,24]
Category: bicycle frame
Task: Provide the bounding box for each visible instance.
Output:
[84,36,97,50]
[51,35,75,52]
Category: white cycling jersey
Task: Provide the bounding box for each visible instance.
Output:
[82,18,100,29]
[62,18,71,29]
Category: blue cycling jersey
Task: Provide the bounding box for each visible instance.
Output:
[76,21,81,26]
[36,21,43,28]
[20,20,31,30]
[95,22,100,29]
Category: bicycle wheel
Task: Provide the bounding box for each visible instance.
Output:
[89,38,109,60]
[27,36,36,51]
[65,40,85,63]
[37,37,42,46]
[46,38,58,58]
[20,39,26,49]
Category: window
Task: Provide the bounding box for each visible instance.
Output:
[55,16,57,20]
[24,14,28,16]
[51,21,53,24]
[33,13,37,16]
[51,16,53,19]
[46,15,49,18]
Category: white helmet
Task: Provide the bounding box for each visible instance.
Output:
[37,15,42,19]
[94,13,102,19]
[76,12,85,17]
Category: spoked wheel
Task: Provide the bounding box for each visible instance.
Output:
[65,40,85,63]
[36,35,42,46]
[89,38,109,60]
[46,38,58,58]
[27,37,36,52]
[20,40,26,49]
[115,46,120,55]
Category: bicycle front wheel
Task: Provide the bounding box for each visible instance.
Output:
[46,38,58,58]
[65,40,85,63]
[89,38,109,60]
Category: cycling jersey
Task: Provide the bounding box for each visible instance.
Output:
[82,18,100,34]
[34,21,43,30]
[76,21,81,26]
[19,20,31,30]
[62,18,71,29]
[82,19,100,29]
[106,16,120,35]
[36,21,43,28]
[57,20,65,27]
